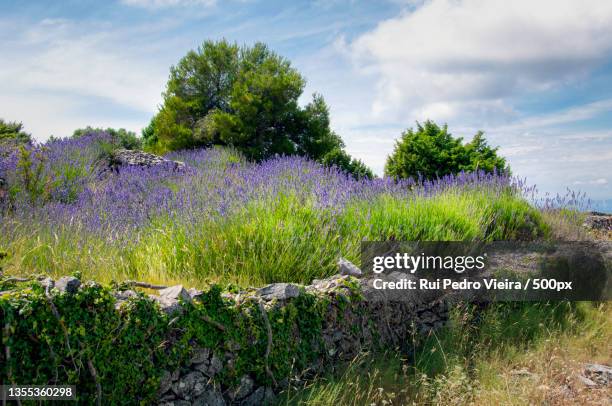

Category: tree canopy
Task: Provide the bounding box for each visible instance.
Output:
[145,40,370,178]
[0,119,32,147]
[385,121,508,180]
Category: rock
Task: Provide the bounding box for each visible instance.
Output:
[209,355,223,376]
[584,363,612,386]
[193,389,226,406]
[577,374,598,388]
[159,401,190,406]
[257,283,300,301]
[230,375,254,401]
[171,371,207,400]
[151,285,192,314]
[190,348,210,365]
[150,295,182,315]
[240,386,264,406]
[40,277,54,290]
[159,285,192,304]
[194,354,223,377]
[159,370,173,395]
[55,276,80,294]
[510,369,537,379]
[583,212,612,231]
[110,149,185,172]
[0,177,6,201]
[263,387,275,405]
[337,258,362,277]
[188,287,204,300]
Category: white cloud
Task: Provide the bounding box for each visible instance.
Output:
[0,18,171,139]
[349,0,612,122]
[574,178,608,186]
[121,0,216,9]
[1,19,167,112]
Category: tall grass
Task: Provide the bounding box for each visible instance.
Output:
[1,187,546,287]
[281,302,611,405]
[0,134,548,287]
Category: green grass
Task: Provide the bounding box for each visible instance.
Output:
[1,187,547,287]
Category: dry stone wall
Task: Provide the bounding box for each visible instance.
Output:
[151,271,448,405]
[0,261,449,405]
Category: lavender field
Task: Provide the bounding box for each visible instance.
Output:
[0,133,550,287]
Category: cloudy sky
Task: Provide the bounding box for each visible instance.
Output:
[1,0,611,205]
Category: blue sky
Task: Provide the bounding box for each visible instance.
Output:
[1,0,611,207]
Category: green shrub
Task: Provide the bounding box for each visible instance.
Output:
[385,121,509,180]
[73,126,142,150]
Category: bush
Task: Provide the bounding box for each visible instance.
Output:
[385,121,508,180]
[73,126,142,150]
[0,119,32,149]
[321,148,374,180]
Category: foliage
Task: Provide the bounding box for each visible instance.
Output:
[321,148,374,180]
[0,134,547,288]
[73,126,142,150]
[385,120,509,180]
[0,134,120,208]
[145,40,367,174]
[0,119,32,148]
[0,278,343,404]
[14,146,50,204]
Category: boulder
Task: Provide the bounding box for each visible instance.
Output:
[337,257,362,277]
[55,276,81,294]
[257,283,300,301]
[159,285,192,304]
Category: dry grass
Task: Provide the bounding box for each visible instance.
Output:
[281,303,611,405]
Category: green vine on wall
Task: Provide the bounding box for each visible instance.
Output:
[0,278,361,404]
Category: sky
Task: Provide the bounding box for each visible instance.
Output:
[1,0,611,207]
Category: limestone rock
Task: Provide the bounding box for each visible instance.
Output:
[40,277,54,290]
[159,285,192,304]
[257,283,300,301]
[188,287,204,300]
[577,374,598,388]
[110,149,185,172]
[337,257,362,277]
[159,370,173,395]
[583,212,612,231]
[55,276,80,294]
[193,389,226,406]
[584,363,612,386]
[150,295,182,315]
[194,354,223,378]
[230,375,254,401]
[190,348,211,365]
[241,386,264,406]
[171,371,207,400]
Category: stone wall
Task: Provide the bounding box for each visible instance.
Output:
[151,270,448,405]
[0,262,449,405]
